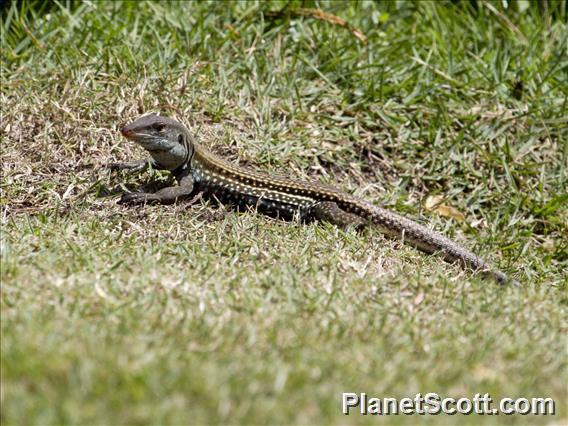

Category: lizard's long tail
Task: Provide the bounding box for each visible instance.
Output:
[367,205,517,285]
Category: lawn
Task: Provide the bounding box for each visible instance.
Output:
[1,1,566,424]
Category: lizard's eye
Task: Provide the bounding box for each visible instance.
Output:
[178,134,184,144]
[152,122,166,132]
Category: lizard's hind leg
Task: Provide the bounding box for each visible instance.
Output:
[310,201,367,231]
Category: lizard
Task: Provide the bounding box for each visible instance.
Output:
[112,113,518,285]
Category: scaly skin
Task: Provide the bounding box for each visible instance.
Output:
[114,113,517,285]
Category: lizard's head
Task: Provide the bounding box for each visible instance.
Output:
[120,114,192,171]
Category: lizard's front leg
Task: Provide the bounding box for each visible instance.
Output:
[119,174,196,205]
[309,201,367,231]
[107,159,165,172]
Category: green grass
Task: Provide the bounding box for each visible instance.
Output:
[1,1,567,424]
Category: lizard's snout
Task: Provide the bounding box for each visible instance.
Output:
[121,125,137,140]
[120,126,133,137]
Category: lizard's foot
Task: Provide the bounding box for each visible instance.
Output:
[107,160,150,172]
[107,162,132,171]
[119,192,158,205]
